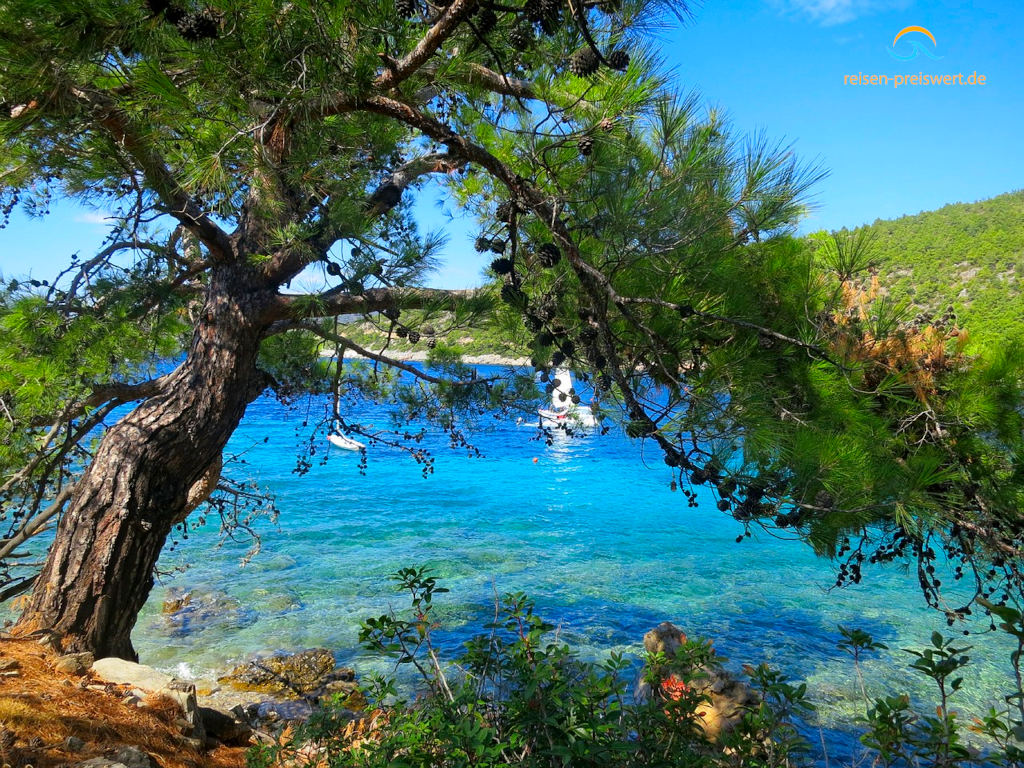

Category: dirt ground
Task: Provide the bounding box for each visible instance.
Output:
[0,637,246,768]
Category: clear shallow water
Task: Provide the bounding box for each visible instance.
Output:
[133,366,1015,761]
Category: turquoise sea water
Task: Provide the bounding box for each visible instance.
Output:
[133,365,1014,762]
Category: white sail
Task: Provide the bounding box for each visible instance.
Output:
[551,368,575,410]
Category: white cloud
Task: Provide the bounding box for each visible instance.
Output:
[776,0,911,26]
[73,211,113,225]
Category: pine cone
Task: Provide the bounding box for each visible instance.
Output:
[490,257,514,275]
[539,0,560,21]
[578,135,595,156]
[489,238,506,254]
[395,325,409,338]
[475,236,491,252]
[606,49,629,71]
[538,243,561,267]
[474,7,498,34]
[495,200,517,222]
[145,0,171,16]
[176,9,218,41]
[164,4,186,24]
[500,283,528,309]
[396,0,418,17]
[568,47,600,77]
[525,0,560,30]
[508,22,533,51]
[408,330,421,344]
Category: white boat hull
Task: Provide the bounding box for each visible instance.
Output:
[328,433,366,451]
[538,407,599,428]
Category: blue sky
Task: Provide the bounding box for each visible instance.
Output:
[2,0,1021,289]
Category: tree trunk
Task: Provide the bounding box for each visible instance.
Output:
[15,266,273,660]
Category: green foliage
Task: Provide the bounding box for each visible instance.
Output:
[0,0,1020,657]
[250,570,1024,767]
[856,620,1024,768]
[0,273,187,540]
[814,190,1024,349]
[254,569,820,768]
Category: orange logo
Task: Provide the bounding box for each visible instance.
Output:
[889,26,941,61]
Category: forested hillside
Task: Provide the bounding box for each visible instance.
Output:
[833,190,1024,347]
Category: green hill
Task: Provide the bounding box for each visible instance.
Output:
[834,190,1024,348]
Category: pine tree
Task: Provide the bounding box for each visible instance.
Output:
[0,0,1020,661]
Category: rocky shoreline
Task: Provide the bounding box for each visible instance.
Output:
[95,620,753,753]
[77,646,363,752]
[0,616,763,768]
[85,591,760,757]
[319,347,530,367]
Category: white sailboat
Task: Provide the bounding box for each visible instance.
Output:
[328,432,366,451]
[538,369,599,428]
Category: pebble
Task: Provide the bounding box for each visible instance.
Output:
[64,735,87,752]
[55,652,95,675]
[114,745,156,768]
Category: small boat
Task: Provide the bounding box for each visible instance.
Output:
[538,369,599,428]
[328,433,366,451]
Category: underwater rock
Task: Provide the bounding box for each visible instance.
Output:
[638,621,759,742]
[218,648,350,696]
[155,588,258,637]
[250,587,304,615]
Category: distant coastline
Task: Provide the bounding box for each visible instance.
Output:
[319,348,530,367]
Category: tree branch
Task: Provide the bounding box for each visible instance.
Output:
[263,151,466,284]
[456,63,598,116]
[67,86,235,262]
[363,151,465,217]
[83,374,174,411]
[267,286,484,323]
[0,484,76,563]
[283,322,496,387]
[374,0,481,92]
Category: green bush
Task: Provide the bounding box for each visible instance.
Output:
[249,570,1024,767]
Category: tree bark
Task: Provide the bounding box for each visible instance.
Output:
[15,266,273,660]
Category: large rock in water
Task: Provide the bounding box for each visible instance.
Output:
[218,648,349,696]
[639,621,759,742]
[156,588,258,637]
[644,621,689,658]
